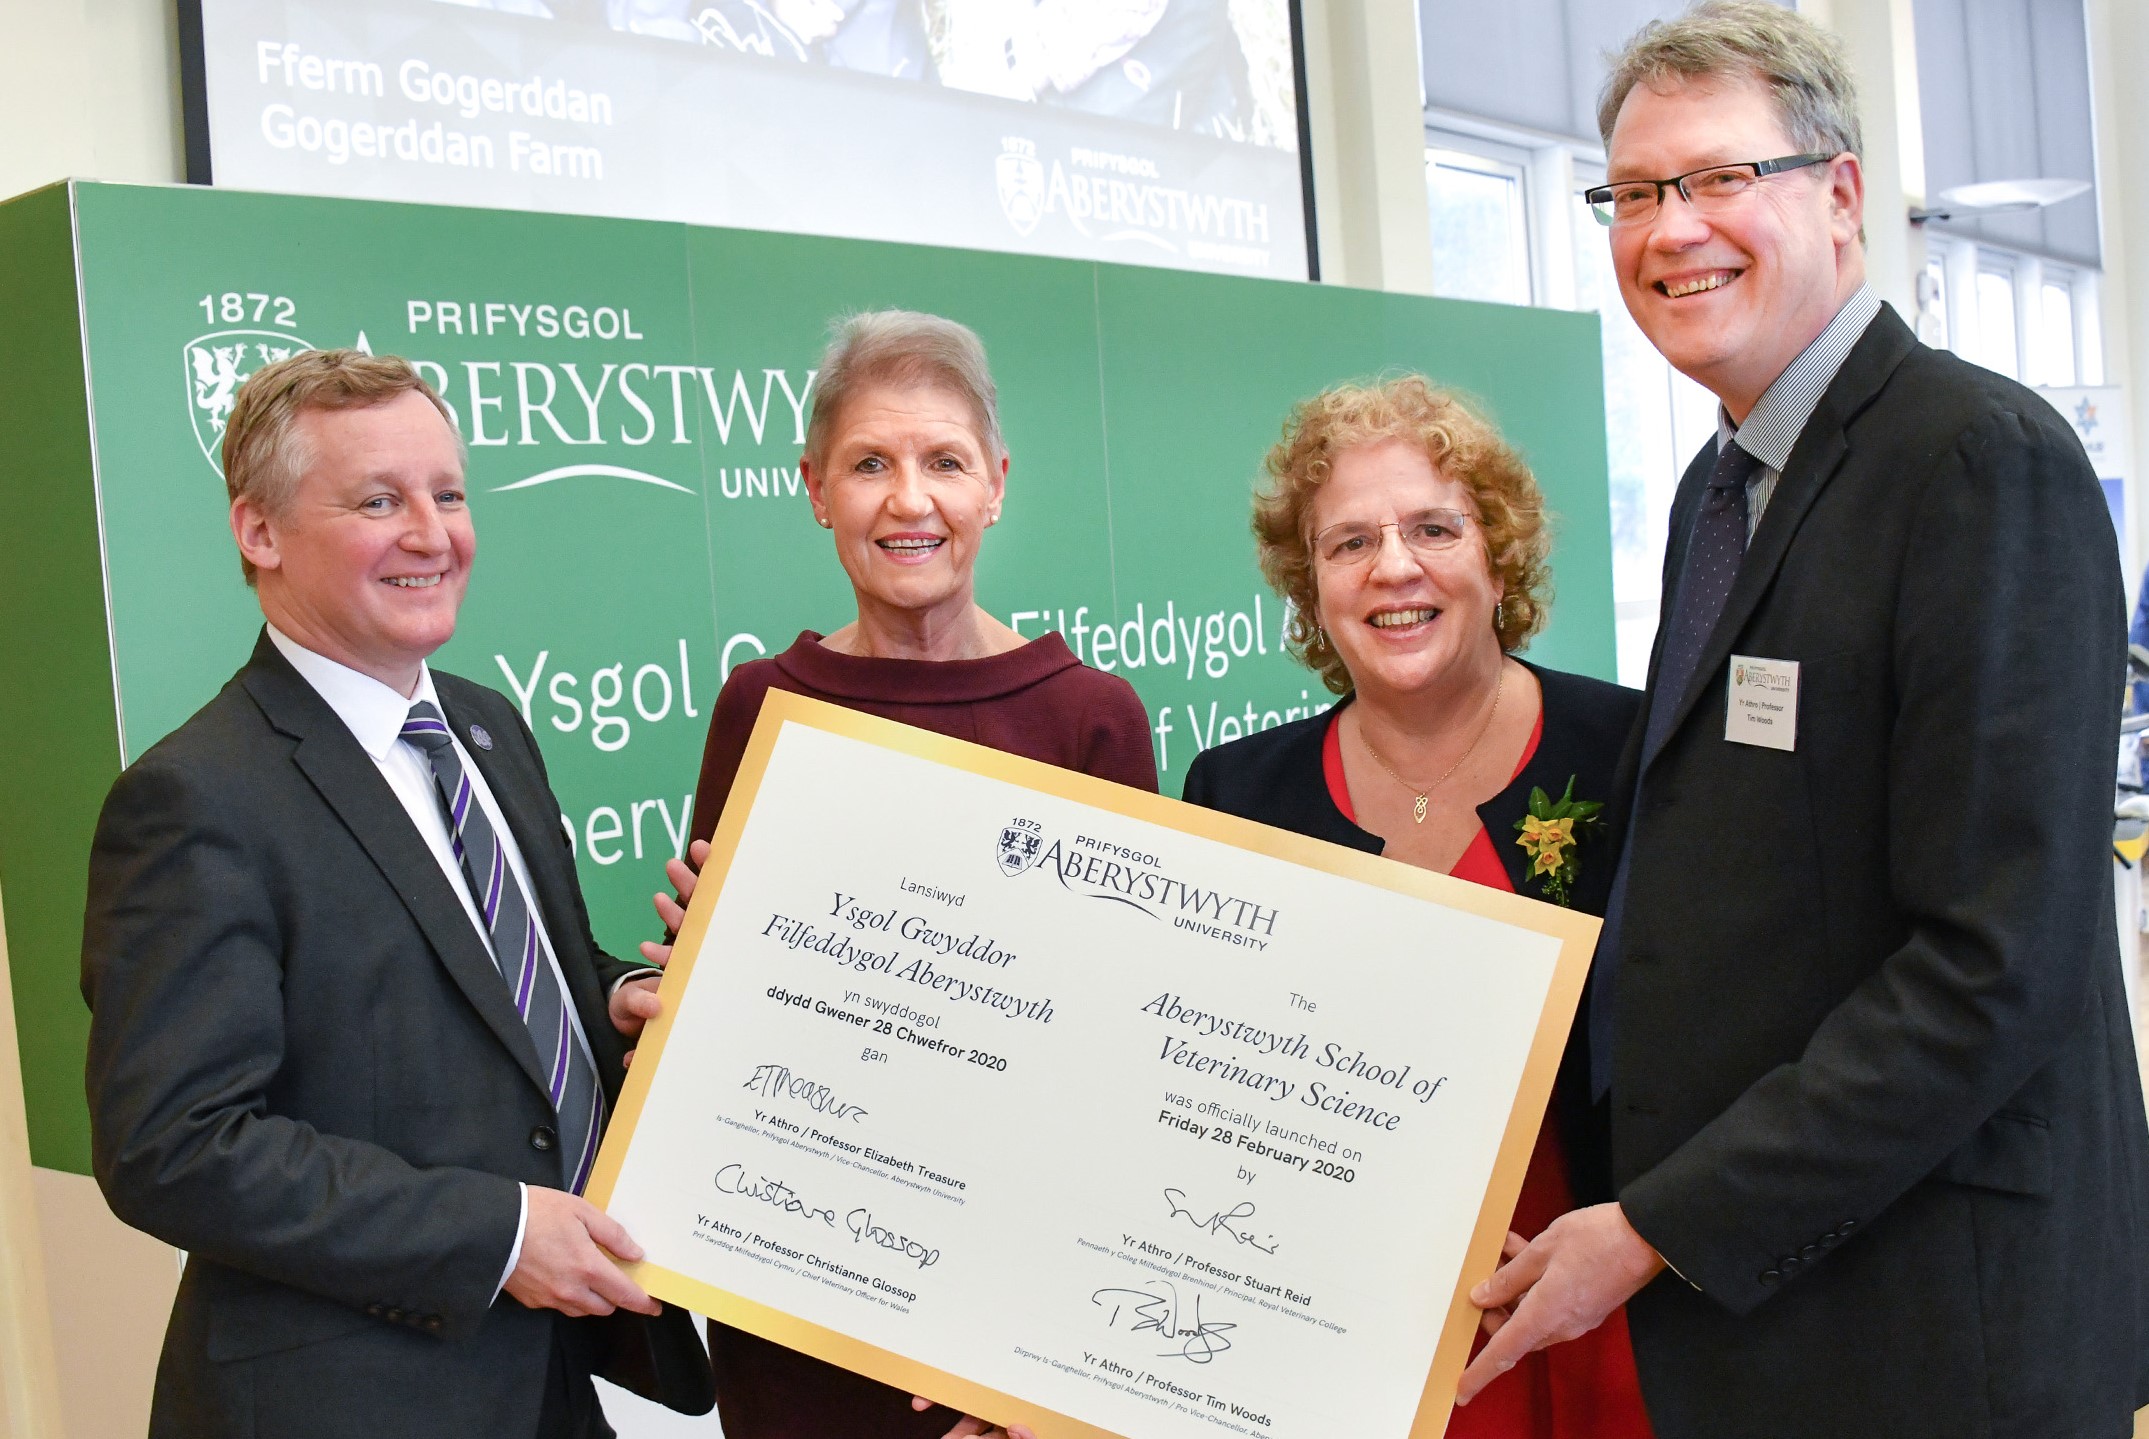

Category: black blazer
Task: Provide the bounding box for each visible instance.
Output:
[1609,306,2149,1438]
[82,633,713,1439]
[1182,660,1642,1196]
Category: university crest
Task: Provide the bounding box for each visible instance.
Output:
[183,329,315,475]
[996,139,1045,238]
[996,820,1043,877]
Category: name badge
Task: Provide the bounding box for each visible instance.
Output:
[1726,656,1800,750]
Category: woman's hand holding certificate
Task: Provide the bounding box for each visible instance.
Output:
[585,694,1596,1439]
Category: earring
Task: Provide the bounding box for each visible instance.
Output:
[1314,625,1327,650]
[1494,601,1505,630]
[817,515,831,529]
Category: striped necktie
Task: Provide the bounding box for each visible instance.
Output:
[401,703,603,1193]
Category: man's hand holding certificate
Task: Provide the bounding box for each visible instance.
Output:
[588,694,1596,1439]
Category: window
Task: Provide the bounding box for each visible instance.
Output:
[1426,146,1532,306]
[2036,280,2078,388]
[1973,268,2021,381]
[1926,232,2106,389]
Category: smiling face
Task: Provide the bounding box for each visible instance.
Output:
[1606,72,1864,417]
[233,389,474,694]
[802,382,1007,631]
[1307,439,1503,702]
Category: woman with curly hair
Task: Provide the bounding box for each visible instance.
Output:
[1182,375,1652,1438]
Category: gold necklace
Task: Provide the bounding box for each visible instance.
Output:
[1356,669,1505,824]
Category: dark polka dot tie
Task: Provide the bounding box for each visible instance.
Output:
[1642,437,1759,761]
[1591,436,1758,1098]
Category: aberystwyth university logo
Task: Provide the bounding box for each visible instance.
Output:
[996,137,1045,237]
[989,817,1281,949]
[184,329,315,475]
[997,817,1044,877]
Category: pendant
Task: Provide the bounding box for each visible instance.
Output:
[1412,795,1429,824]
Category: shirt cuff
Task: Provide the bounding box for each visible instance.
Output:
[495,1183,528,1300]
[1619,1199,1702,1294]
[608,967,662,996]
[1653,1246,1703,1291]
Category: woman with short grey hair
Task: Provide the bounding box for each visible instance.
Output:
[802,309,1009,470]
[645,308,1155,1439]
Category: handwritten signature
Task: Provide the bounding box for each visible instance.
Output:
[847,1207,940,1270]
[1090,1281,1236,1364]
[1163,1187,1279,1255]
[742,1061,868,1123]
[714,1164,941,1269]
[715,1163,837,1226]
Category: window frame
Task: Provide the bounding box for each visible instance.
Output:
[1926,230,2106,388]
[1423,130,1538,307]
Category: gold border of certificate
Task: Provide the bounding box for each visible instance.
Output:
[587,690,1599,1439]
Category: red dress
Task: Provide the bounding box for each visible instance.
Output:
[1322,714,1656,1439]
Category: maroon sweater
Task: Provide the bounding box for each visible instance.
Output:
[687,630,1157,1439]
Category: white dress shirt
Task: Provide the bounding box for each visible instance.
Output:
[267,625,600,1295]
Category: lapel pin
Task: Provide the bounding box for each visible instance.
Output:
[469,724,494,751]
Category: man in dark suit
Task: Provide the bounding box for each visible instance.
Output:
[82,350,712,1437]
[1460,5,2149,1435]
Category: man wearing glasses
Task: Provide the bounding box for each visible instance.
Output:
[1458,4,2149,1436]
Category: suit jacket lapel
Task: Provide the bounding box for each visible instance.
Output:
[1614,451,1715,798]
[240,636,553,1099]
[1473,663,1545,894]
[1475,768,1534,893]
[1475,663,1600,899]
[1635,446,1718,770]
[1643,308,1919,775]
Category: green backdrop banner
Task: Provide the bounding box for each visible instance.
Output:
[1,179,1611,1173]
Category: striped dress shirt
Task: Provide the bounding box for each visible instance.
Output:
[1723,285,1884,537]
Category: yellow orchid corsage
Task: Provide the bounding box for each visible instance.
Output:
[1513,777,1604,907]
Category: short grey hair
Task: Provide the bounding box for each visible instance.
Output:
[1598,0,1862,159]
[803,310,1005,466]
[222,349,463,586]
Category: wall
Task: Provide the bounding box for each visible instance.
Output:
[1301,0,1436,292]
[0,0,186,199]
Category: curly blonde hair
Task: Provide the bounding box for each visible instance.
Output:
[1253,376,1551,695]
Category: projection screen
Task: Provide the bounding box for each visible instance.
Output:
[181,0,1317,280]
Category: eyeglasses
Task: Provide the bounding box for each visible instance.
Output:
[1584,153,1834,227]
[1310,509,1474,567]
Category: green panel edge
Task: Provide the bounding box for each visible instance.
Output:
[0,181,118,1176]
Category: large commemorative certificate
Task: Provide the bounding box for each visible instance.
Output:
[587,692,1598,1439]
